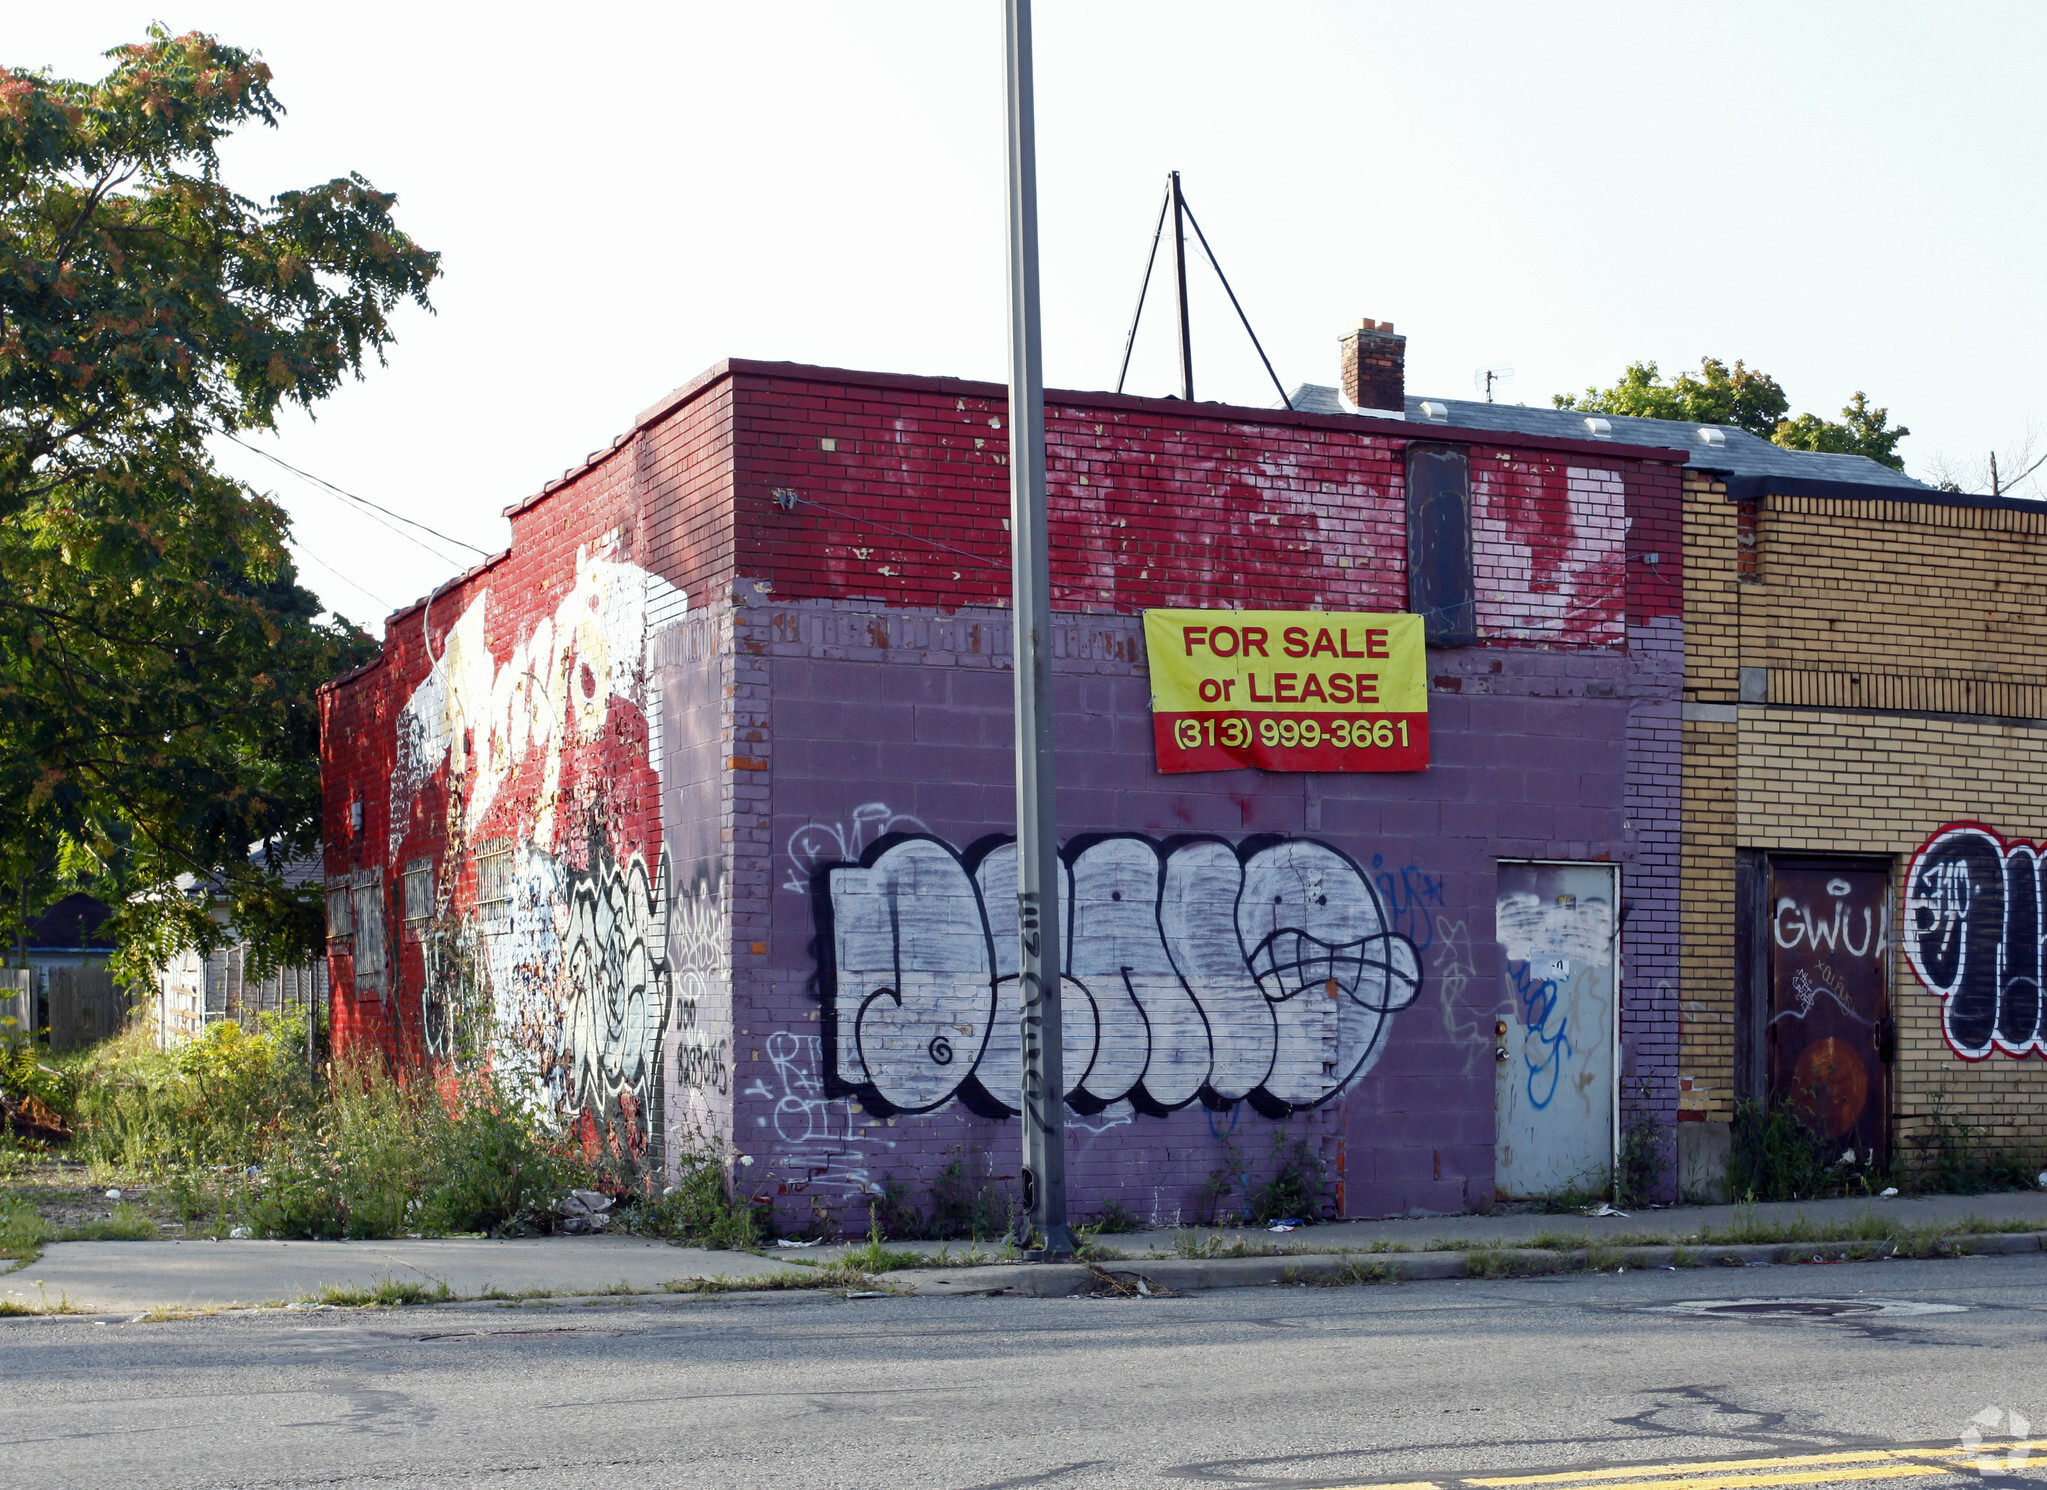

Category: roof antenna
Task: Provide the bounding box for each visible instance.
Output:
[1474,364,1514,403]
[1114,171,1291,411]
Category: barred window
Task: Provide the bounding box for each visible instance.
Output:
[474,841,513,906]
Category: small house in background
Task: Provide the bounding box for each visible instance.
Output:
[153,847,328,1048]
[14,893,118,987]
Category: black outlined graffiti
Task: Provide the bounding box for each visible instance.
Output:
[1905,821,2045,1059]
[563,831,673,1155]
[814,831,1424,1119]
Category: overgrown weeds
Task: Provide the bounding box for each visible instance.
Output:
[242,1062,582,1239]
[1727,1100,1863,1202]
[1616,1081,1667,1208]
[69,1020,314,1174]
[1198,1129,1328,1226]
[1084,1196,1145,1234]
[623,1133,768,1250]
[1909,1082,2043,1194]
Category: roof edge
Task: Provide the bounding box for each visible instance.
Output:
[502,358,1697,526]
[1718,471,2042,511]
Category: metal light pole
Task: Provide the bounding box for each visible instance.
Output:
[1169,170,1195,402]
[1003,0,1074,1261]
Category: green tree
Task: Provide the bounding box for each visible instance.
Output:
[0,29,437,981]
[1772,392,1910,471]
[1557,358,1910,471]
[1554,357,1789,437]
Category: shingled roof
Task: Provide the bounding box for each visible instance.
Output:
[1285,383,1932,496]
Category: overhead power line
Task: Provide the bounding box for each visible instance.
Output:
[223,433,496,560]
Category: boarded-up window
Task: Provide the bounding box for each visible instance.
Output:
[1406,444,1475,645]
[403,859,435,926]
[351,871,387,996]
[325,878,353,939]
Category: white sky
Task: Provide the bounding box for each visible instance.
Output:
[20,4,2047,626]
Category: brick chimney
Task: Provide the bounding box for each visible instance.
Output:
[1340,318,1406,413]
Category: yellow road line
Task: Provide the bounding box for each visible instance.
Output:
[1485,1466,1945,1490]
[1334,1437,2047,1490]
[1469,1450,1939,1484]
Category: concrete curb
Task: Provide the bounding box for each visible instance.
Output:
[889,1230,2047,1296]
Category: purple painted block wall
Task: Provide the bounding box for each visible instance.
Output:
[712,595,1683,1231]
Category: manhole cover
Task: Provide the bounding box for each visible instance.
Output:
[1648,1297,1966,1319]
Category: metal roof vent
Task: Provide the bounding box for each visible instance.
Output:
[1697,427,1726,447]
[1418,401,1448,421]
[1583,417,1613,439]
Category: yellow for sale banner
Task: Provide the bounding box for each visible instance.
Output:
[1143,609,1428,773]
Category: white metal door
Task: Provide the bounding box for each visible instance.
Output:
[1493,861,1619,1199]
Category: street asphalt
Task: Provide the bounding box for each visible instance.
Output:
[5,1246,2045,1489]
[9,1189,2047,1313]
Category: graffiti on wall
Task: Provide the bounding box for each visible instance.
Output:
[784,802,929,895]
[1905,822,2047,1059]
[816,832,1424,1119]
[1496,879,1614,1112]
[376,543,694,1155]
[563,836,671,1149]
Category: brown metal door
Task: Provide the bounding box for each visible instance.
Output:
[1766,860,1889,1163]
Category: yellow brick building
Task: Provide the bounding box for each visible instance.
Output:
[1680,470,2047,1195]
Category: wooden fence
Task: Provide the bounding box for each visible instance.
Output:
[48,967,127,1054]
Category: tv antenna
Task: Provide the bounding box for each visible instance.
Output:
[1474,365,1514,402]
[1114,171,1291,410]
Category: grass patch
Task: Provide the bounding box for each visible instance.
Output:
[2,1200,163,1268]
[59,1202,156,1242]
[838,1231,933,1274]
[0,1279,83,1315]
[663,1263,885,1294]
[308,1275,452,1308]
[1462,1248,1512,1278]
[1170,1229,1284,1260]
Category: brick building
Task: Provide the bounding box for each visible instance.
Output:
[319,323,1697,1228]
[1677,471,2047,1195]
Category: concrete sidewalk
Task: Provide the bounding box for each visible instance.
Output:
[1091,1187,2047,1255]
[9,1189,2047,1314]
